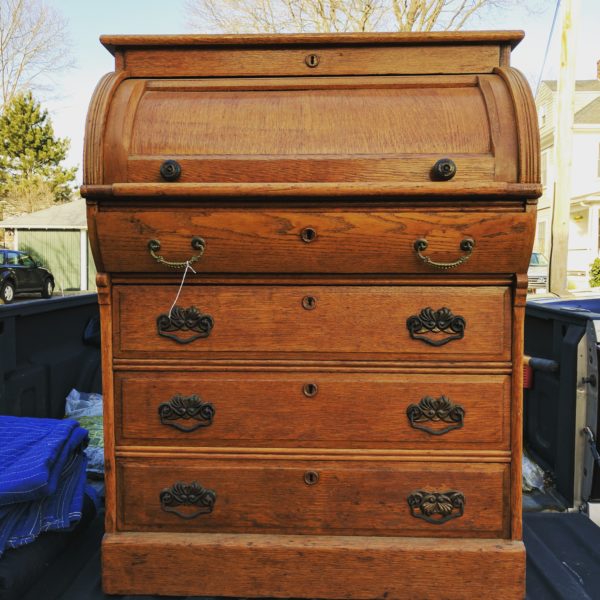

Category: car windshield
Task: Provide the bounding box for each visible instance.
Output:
[530,253,549,266]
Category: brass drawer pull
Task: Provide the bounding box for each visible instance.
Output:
[413,238,474,270]
[158,394,215,432]
[406,395,465,436]
[157,305,214,344]
[406,307,466,346]
[147,237,206,270]
[407,491,465,524]
[160,481,216,519]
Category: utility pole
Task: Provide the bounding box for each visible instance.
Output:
[550,0,579,296]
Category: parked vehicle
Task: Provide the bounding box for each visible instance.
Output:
[0,249,55,303]
[528,251,549,291]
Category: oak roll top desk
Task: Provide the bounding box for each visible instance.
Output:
[82,31,541,599]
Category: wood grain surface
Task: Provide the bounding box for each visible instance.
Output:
[102,532,525,598]
[85,31,539,599]
[115,371,510,450]
[117,457,509,538]
[98,71,524,187]
[113,284,511,361]
[93,207,535,274]
[116,44,503,78]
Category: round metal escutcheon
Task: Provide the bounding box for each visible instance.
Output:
[304,471,319,485]
[302,296,317,310]
[303,383,318,397]
[305,54,320,68]
[300,227,317,243]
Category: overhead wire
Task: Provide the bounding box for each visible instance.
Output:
[535,0,563,96]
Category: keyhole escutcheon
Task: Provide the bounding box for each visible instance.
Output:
[300,227,317,243]
[304,471,319,485]
[302,296,317,310]
[305,54,320,68]
[303,383,318,397]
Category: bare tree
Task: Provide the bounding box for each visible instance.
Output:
[184,0,527,34]
[0,174,55,217]
[0,0,72,107]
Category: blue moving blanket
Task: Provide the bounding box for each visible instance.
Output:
[0,416,88,556]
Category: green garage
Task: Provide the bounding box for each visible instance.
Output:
[0,199,96,292]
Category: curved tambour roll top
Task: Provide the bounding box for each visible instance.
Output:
[82,32,541,198]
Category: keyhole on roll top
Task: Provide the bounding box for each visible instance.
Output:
[305,54,320,68]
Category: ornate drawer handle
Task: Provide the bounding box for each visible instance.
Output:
[147,237,206,270]
[157,305,214,344]
[407,491,465,524]
[413,238,474,270]
[406,395,465,436]
[158,394,215,432]
[160,481,216,520]
[406,307,466,347]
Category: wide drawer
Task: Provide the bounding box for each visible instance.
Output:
[92,207,534,274]
[115,372,510,450]
[117,457,510,538]
[113,285,511,361]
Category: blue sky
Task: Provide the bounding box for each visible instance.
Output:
[42,0,600,183]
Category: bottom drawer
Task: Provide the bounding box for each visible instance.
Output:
[117,457,510,538]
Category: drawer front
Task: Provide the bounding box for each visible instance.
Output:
[116,372,510,450]
[94,208,534,274]
[117,458,509,538]
[113,285,511,361]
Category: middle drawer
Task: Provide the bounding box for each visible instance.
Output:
[113,285,511,361]
[115,372,510,450]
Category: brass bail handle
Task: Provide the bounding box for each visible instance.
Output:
[413,238,475,270]
[147,236,206,269]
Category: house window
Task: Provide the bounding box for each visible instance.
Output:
[539,106,546,128]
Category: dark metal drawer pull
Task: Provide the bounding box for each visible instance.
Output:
[406,395,465,436]
[406,307,466,346]
[431,158,457,181]
[407,491,465,524]
[147,236,205,270]
[160,481,216,519]
[413,237,474,270]
[158,394,215,432]
[160,159,182,181]
[157,306,214,344]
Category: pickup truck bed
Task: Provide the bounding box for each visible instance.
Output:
[10,511,600,600]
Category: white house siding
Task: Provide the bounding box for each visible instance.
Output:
[535,80,600,288]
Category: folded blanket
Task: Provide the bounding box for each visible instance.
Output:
[0,416,89,556]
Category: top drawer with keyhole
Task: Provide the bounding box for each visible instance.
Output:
[92,207,535,275]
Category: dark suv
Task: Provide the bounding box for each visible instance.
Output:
[0,249,55,303]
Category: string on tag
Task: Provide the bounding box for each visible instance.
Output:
[169,261,197,318]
